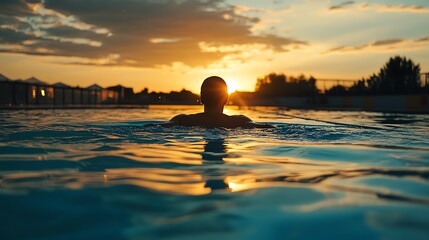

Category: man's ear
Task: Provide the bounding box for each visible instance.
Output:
[222,94,228,105]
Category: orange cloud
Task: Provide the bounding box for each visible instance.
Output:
[0,0,306,68]
[327,37,429,53]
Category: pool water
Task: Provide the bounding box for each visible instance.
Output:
[1,106,428,239]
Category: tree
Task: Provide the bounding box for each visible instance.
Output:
[255,73,319,98]
[166,89,199,103]
[325,85,348,96]
[348,79,367,95]
[141,88,149,94]
[255,73,287,97]
[369,56,421,94]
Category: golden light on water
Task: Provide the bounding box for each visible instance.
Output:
[104,168,212,195]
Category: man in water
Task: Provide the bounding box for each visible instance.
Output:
[163,76,273,128]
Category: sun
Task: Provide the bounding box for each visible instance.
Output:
[226,80,238,94]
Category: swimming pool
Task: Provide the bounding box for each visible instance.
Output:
[1,106,428,239]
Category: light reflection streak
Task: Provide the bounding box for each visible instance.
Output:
[106,168,205,183]
[102,168,212,195]
[2,107,428,201]
[103,167,215,195]
[127,144,203,165]
[0,168,212,195]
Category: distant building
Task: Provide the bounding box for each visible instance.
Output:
[22,77,54,104]
[0,74,13,105]
[0,73,121,107]
[86,84,102,104]
[24,77,48,85]
[86,84,103,91]
[52,82,71,88]
[0,73,10,82]
[90,84,119,104]
[106,85,134,103]
[135,88,150,103]
[13,79,28,105]
[52,82,72,105]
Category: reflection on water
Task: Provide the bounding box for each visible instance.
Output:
[0,107,429,239]
[202,138,229,191]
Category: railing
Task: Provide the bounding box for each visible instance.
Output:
[316,79,357,92]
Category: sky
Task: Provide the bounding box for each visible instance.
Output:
[0,0,428,93]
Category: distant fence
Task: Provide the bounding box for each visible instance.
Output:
[0,81,119,107]
[316,78,356,92]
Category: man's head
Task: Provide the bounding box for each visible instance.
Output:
[200,76,228,108]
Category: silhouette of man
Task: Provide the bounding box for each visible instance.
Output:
[164,76,273,128]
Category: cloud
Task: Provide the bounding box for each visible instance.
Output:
[329,1,355,10]
[327,37,429,53]
[56,54,121,66]
[329,2,429,13]
[372,39,403,46]
[368,4,429,13]
[150,38,182,44]
[0,0,305,67]
[417,36,429,42]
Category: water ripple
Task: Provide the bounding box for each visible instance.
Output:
[1,108,429,239]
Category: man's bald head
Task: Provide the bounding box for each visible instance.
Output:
[200,76,228,107]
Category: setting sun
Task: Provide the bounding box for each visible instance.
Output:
[226,80,238,94]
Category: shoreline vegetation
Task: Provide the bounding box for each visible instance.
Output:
[1,56,428,113]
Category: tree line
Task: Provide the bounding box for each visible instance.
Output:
[255,73,319,98]
[129,55,425,105]
[135,88,199,104]
[253,56,426,98]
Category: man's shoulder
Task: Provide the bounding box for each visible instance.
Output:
[229,114,252,123]
[170,114,187,121]
[167,113,268,128]
[170,113,203,124]
[228,114,274,128]
[170,114,189,123]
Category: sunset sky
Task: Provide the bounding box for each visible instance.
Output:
[0,0,428,93]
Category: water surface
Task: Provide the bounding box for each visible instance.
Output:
[1,106,428,239]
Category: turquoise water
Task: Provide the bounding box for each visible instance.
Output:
[1,106,428,239]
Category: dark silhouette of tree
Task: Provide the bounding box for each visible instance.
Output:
[365,74,379,94]
[135,88,199,104]
[166,89,199,103]
[325,56,422,95]
[256,73,287,97]
[255,73,319,98]
[348,79,367,95]
[367,56,421,94]
[325,85,348,96]
[288,75,318,97]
